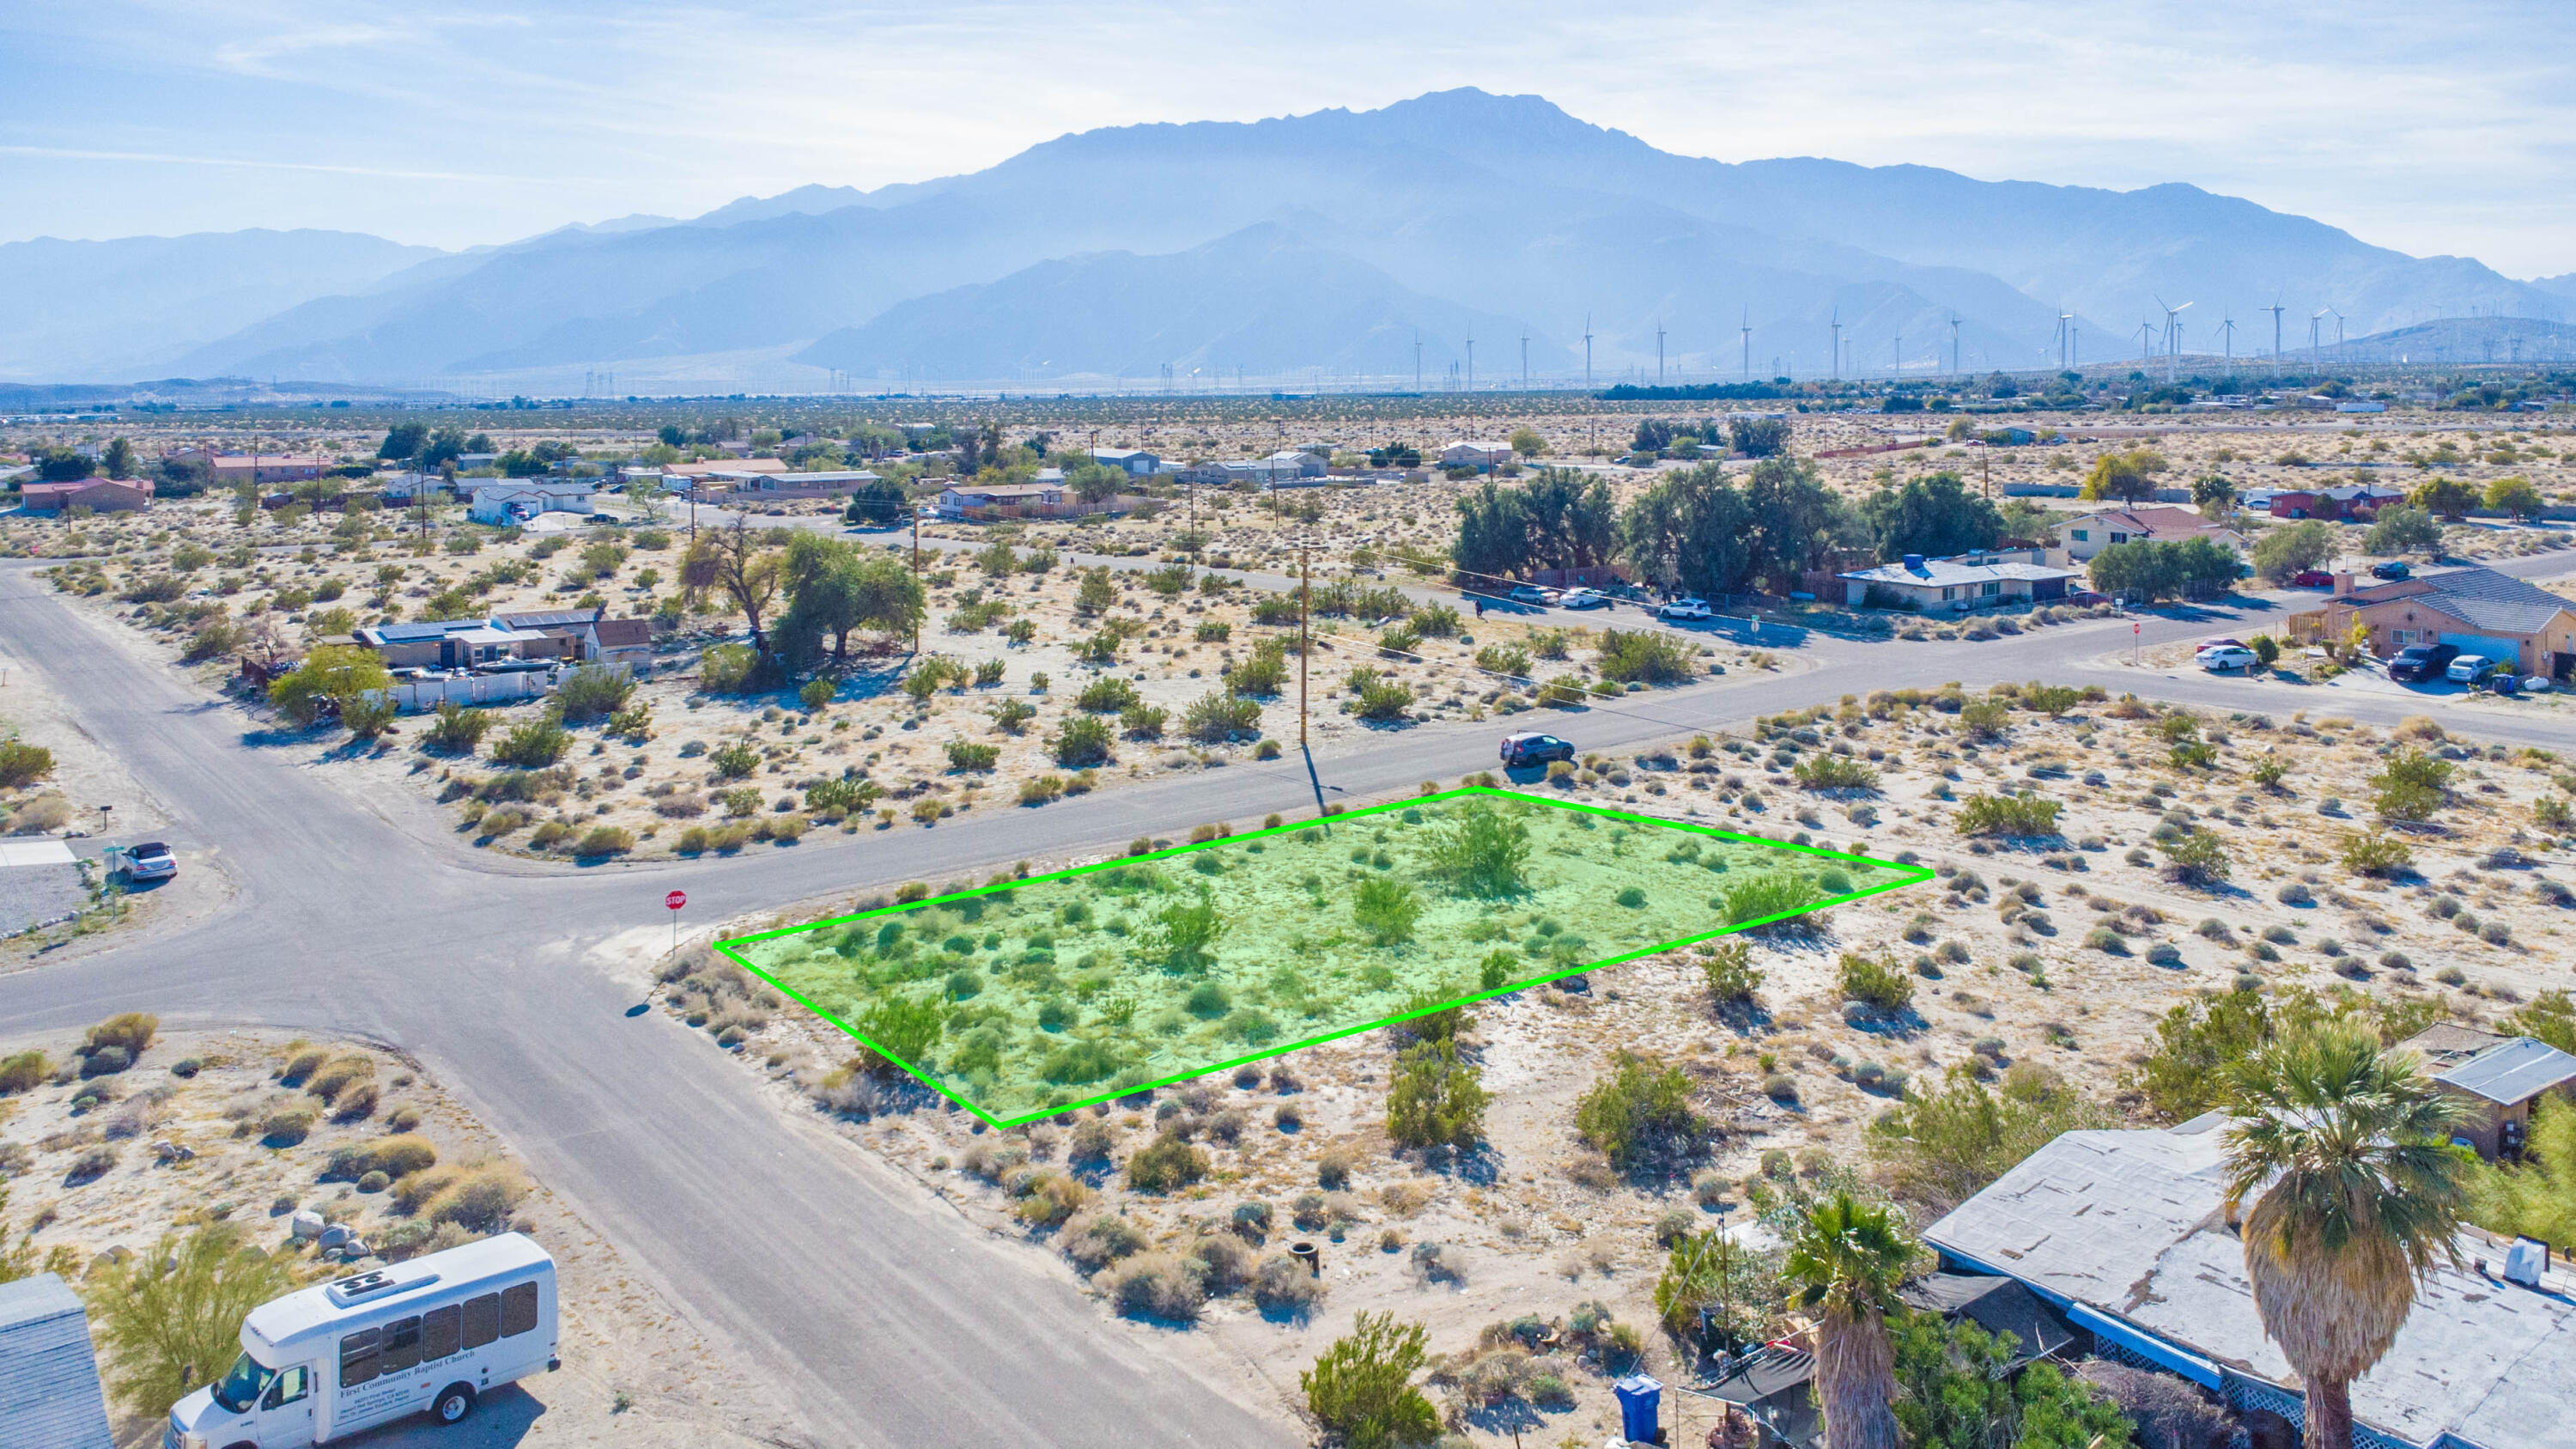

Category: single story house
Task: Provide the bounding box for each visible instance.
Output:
[934,480,1066,518]
[1091,447,1166,477]
[2052,506,2246,563]
[20,478,153,514]
[1181,455,1312,487]
[1837,551,2080,612]
[1928,1116,2576,1449]
[701,468,882,498]
[2285,563,2576,677]
[377,472,447,502]
[1441,440,1515,469]
[353,618,548,669]
[497,608,655,667]
[2268,482,2407,521]
[665,459,787,479]
[467,478,597,525]
[162,449,331,484]
[1263,448,1326,479]
[2397,1025,2576,1160]
[0,1274,114,1449]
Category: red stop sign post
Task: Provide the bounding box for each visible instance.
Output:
[665,890,685,953]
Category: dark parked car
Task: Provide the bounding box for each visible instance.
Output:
[2371,560,2411,581]
[1499,732,1576,768]
[2388,642,2460,682]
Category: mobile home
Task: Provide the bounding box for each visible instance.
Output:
[164,1234,556,1447]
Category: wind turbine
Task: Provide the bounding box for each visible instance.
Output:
[1830,308,1842,381]
[2139,320,2156,365]
[1656,322,1666,385]
[1583,314,1594,389]
[2264,298,2287,378]
[2329,307,2345,363]
[1741,307,1752,381]
[1893,332,1902,380]
[2155,296,2191,382]
[2311,309,2328,358]
[2219,314,2235,365]
[1949,314,1962,377]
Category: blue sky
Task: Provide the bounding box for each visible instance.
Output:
[5,0,2572,276]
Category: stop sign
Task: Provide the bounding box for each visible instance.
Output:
[665,890,686,911]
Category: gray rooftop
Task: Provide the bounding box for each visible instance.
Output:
[2438,1035,2576,1105]
[2356,565,2576,634]
[1839,557,2078,587]
[1927,1119,2576,1449]
[0,1274,113,1449]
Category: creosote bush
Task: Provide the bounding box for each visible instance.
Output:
[1573,1051,1702,1171]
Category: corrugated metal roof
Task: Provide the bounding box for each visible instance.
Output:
[1839,558,2078,587]
[2439,1035,2576,1105]
[0,1275,114,1449]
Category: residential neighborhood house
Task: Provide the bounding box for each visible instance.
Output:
[19,477,153,514]
[934,479,1067,519]
[2051,506,2247,563]
[354,608,651,670]
[1928,1115,2576,1449]
[466,478,597,525]
[1838,550,2081,612]
[1440,440,1515,469]
[2396,1025,2576,1160]
[1090,447,1169,477]
[2287,563,2576,678]
[2267,481,2407,521]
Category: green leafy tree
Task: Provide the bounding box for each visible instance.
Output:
[1868,1064,2110,1214]
[1655,1228,1776,1349]
[1741,456,1857,588]
[2129,984,2276,1120]
[2468,1095,2576,1250]
[2079,447,2169,503]
[2364,504,2443,556]
[2486,475,2546,521]
[267,643,391,727]
[1858,471,2003,558]
[1619,463,1756,599]
[2191,471,2238,517]
[2409,475,2479,521]
[2251,520,2336,583]
[1782,1191,1922,1449]
[2222,1025,2468,1449]
[85,1222,300,1416]
[1301,1312,1440,1449]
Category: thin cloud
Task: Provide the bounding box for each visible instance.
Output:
[0,144,557,186]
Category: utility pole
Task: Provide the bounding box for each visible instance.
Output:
[911,502,921,655]
[1297,538,1310,752]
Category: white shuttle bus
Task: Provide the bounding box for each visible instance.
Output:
[166,1233,557,1449]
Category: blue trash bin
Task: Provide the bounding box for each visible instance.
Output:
[1614,1373,1662,1444]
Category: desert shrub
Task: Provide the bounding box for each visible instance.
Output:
[853,996,943,1073]
[1721,873,1820,928]
[260,1108,315,1146]
[1794,754,1880,791]
[490,717,570,767]
[1700,942,1763,1006]
[420,1163,531,1233]
[945,740,999,771]
[696,642,767,694]
[1125,1131,1210,1192]
[422,702,492,753]
[301,1053,373,1103]
[1120,702,1168,739]
[2157,831,2232,887]
[1953,793,2062,837]
[1102,1251,1206,1322]
[1352,877,1423,945]
[1424,801,1531,897]
[1868,1063,2108,1214]
[1254,1255,1325,1318]
[708,740,761,779]
[1189,1232,1255,1294]
[1385,1039,1490,1150]
[553,663,635,722]
[85,1012,157,1060]
[2341,830,2414,877]
[1050,714,1115,767]
[1013,1170,1095,1228]
[0,740,55,788]
[2075,1361,2235,1449]
[1076,675,1139,712]
[1182,691,1263,742]
[1574,1051,1702,1170]
[1595,628,1695,685]
[1345,668,1415,722]
[2371,747,2453,821]
[0,1050,51,1093]
[1838,952,1915,1012]
[574,825,635,856]
[1302,1312,1437,1448]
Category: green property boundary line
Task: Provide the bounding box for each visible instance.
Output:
[712,786,1935,1129]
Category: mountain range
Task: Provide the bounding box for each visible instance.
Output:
[6,88,2568,390]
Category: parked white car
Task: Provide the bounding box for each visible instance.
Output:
[2447,654,2505,685]
[1557,588,1611,611]
[2195,645,2258,672]
[1655,597,1714,622]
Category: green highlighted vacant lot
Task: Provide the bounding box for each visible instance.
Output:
[717,788,1928,1126]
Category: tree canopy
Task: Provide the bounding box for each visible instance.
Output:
[1859,471,2003,560]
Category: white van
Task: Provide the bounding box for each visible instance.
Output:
[165,1233,556,1448]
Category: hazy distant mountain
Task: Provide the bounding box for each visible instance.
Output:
[64,88,2576,387]
[797,222,1566,381]
[0,228,441,381]
[2295,315,2576,366]
[2533,273,2576,301]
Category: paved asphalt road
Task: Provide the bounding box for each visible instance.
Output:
[3,543,2573,1446]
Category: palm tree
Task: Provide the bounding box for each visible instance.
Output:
[1782,1190,1920,1449]
[2222,1022,2468,1449]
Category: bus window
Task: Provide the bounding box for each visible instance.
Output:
[501,1282,539,1337]
[421,1304,461,1361]
[263,1365,312,1409]
[338,1329,380,1388]
[461,1294,500,1350]
[379,1316,423,1374]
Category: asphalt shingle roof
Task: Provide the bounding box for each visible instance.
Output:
[2365,565,2576,633]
